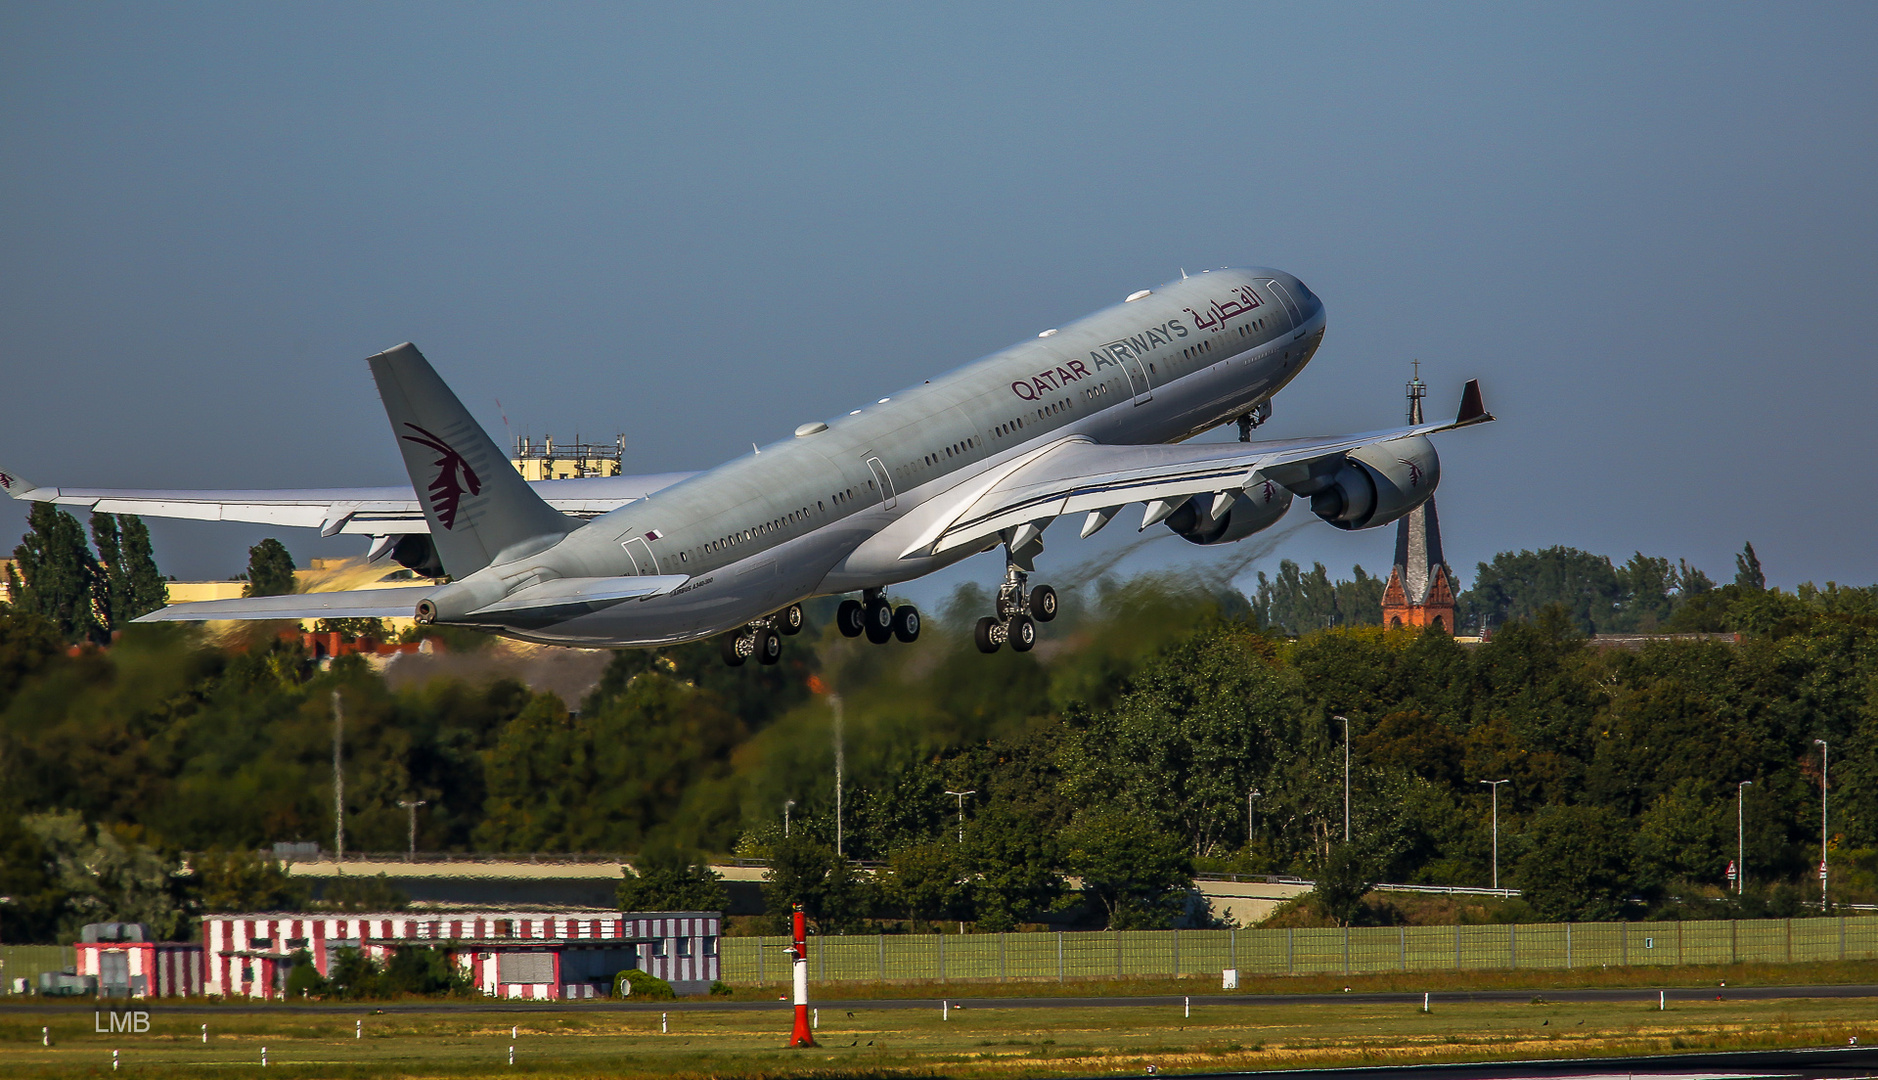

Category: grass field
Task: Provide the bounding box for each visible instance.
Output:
[5,990,1877,1078]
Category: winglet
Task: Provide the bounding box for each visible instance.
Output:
[0,467,42,501]
[1453,379,1493,427]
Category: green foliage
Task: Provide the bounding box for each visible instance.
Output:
[761,834,873,933]
[1459,546,1704,635]
[618,840,729,912]
[1310,844,1380,926]
[283,948,327,998]
[314,945,470,999]
[320,873,408,912]
[1061,807,1194,929]
[314,618,392,640]
[90,513,167,627]
[1518,805,1636,921]
[243,538,296,598]
[11,503,102,642]
[1253,560,1383,634]
[616,968,675,999]
[189,848,307,912]
[1735,542,1766,591]
[23,810,187,941]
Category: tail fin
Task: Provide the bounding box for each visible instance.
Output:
[368,343,575,576]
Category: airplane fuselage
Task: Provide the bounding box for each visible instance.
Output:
[445,268,1326,647]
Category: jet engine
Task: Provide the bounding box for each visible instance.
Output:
[1302,435,1440,531]
[1165,477,1294,545]
[388,534,445,577]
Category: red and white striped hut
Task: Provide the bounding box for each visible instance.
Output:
[71,923,202,999]
[201,910,720,999]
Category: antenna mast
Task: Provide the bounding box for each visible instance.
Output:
[1406,360,1427,424]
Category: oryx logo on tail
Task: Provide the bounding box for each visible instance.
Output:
[401,423,481,530]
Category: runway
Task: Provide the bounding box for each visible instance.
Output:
[8,982,1878,1015]
[1174,1046,1878,1080]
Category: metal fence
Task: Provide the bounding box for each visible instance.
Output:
[722,918,1878,985]
[0,946,77,992]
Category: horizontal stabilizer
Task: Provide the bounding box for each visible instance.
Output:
[133,587,435,623]
[466,575,689,616]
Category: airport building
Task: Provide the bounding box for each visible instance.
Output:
[44,911,720,1000]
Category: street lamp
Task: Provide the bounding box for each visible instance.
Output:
[1333,715,1351,843]
[1736,781,1752,895]
[944,790,977,844]
[1815,738,1830,910]
[1247,789,1262,847]
[783,799,796,838]
[1480,780,1509,889]
[396,799,427,857]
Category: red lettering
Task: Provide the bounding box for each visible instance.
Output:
[1068,360,1090,378]
[1032,376,1053,394]
[1055,366,1077,383]
[1011,381,1039,400]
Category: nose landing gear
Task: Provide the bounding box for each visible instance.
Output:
[720,603,804,666]
[973,556,1056,654]
[837,589,921,646]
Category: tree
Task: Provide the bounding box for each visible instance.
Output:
[1061,807,1193,929]
[23,811,187,941]
[189,848,306,913]
[883,839,972,927]
[244,538,297,598]
[10,503,101,642]
[1460,546,1622,635]
[1517,805,1636,922]
[761,835,872,932]
[964,802,1062,931]
[618,840,730,912]
[1310,843,1378,926]
[88,513,168,628]
[1735,542,1766,591]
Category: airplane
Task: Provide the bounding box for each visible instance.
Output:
[1,267,1492,664]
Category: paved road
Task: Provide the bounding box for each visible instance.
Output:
[1176,1046,1878,1080]
[8,983,1878,1015]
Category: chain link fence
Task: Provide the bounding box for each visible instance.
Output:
[0,946,77,992]
[723,917,1878,985]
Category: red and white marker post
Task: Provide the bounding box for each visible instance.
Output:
[788,903,815,1048]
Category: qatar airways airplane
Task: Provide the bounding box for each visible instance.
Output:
[1,268,1490,663]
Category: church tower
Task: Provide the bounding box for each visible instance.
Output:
[1380,363,1458,632]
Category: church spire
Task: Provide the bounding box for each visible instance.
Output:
[1381,361,1456,632]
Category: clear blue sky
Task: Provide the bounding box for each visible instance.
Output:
[3,3,1874,602]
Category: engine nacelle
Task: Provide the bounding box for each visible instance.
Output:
[389,534,445,577]
[1305,435,1440,531]
[1166,476,1294,545]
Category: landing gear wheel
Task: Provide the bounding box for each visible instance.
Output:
[1029,585,1058,622]
[892,605,921,643]
[720,632,751,667]
[864,598,894,644]
[1006,614,1036,652]
[836,599,866,638]
[755,628,783,665]
[974,616,1003,654]
[778,603,805,636]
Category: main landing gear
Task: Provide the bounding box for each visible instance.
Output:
[973,559,1056,654]
[835,589,921,645]
[721,603,805,667]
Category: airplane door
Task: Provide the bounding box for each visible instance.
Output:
[1121,355,1155,405]
[865,456,897,510]
[1265,280,1305,328]
[621,536,659,575]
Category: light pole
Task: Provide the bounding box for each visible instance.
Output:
[783,799,796,838]
[1480,780,1509,889]
[833,694,844,858]
[1736,781,1752,894]
[1333,715,1350,842]
[1815,738,1829,910]
[944,790,976,844]
[1247,789,1262,847]
[397,799,426,857]
[331,691,344,867]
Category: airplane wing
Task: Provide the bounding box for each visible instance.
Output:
[0,470,695,537]
[904,380,1493,558]
[132,575,689,623]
